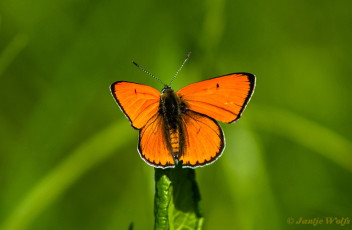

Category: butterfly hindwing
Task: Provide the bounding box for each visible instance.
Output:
[180,110,224,167]
[110,81,161,129]
[177,73,255,123]
[138,114,174,167]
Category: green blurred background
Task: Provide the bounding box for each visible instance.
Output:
[1,0,351,229]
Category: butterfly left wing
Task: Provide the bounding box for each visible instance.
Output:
[179,110,224,167]
[110,81,161,129]
[177,73,255,123]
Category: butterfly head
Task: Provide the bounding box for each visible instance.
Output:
[161,85,172,93]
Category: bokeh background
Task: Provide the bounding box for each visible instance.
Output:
[1,0,351,229]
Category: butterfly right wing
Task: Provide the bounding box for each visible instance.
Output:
[138,114,175,168]
[110,81,161,129]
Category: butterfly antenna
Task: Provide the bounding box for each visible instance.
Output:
[132,61,166,87]
[169,51,191,86]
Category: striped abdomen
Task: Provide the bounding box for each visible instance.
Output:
[169,129,180,154]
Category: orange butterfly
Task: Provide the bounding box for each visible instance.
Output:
[110,54,255,168]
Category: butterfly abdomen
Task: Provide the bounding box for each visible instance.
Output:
[160,88,186,162]
[169,129,180,153]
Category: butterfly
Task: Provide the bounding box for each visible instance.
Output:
[110,53,255,168]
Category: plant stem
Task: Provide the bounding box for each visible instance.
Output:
[154,167,203,230]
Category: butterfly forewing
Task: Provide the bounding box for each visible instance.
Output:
[177,73,255,123]
[111,81,160,129]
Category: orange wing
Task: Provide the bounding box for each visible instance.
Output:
[110,81,160,129]
[138,114,174,167]
[177,73,255,123]
[180,111,224,167]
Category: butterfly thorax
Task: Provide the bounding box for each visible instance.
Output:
[159,88,187,162]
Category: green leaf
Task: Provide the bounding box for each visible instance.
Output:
[154,167,204,230]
